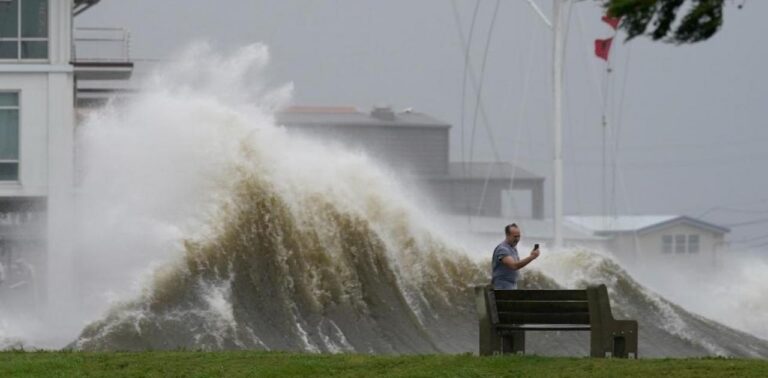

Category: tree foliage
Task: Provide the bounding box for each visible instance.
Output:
[603,0,734,44]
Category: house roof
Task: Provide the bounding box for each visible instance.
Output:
[276,106,450,129]
[565,215,730,235]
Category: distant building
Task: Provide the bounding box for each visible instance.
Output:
[566,215,730,266]
[276,106,545,218]
[279,106,450,176]
[0,0,132,304]
[425,162,543,219]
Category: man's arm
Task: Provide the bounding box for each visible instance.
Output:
[501,249,540,270]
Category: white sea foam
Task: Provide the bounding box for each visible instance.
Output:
[623,251,768,342]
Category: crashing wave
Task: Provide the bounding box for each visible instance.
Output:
[63,44,768,357]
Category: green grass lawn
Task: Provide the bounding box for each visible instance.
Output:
[1,351,767,378]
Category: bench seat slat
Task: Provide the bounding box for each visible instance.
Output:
[493,290,588,301]
[495,300,589,313]
[497,312,590,325]
[497,324,591,332]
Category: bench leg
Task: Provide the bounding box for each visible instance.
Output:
[479,322,497,356]
[498,331,525,355]
[612,320,638,359]
[591,321,638,358]
[507,331,525,355]
[619,321,638,359]
[476,286,497,356]
[613,335,626,358]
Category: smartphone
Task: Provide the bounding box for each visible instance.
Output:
[534,243,540,250]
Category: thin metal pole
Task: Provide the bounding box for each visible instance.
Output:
[552,0,569,248]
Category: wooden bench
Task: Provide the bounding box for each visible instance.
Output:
[475,284,638,358]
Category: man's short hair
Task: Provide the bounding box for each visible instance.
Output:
[504,223,518,235]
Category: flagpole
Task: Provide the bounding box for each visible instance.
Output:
[552,0,570,248]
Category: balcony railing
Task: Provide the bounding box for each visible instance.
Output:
[72,27,131,63]
[72,27,133,81]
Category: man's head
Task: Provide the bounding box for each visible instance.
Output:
[504,223,521,246]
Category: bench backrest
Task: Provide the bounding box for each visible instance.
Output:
[489,289,591,325]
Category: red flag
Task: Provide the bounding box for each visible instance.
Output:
[602,14,620,29]
[594,37,613,61]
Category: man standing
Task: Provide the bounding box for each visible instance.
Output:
[492,223,540,289]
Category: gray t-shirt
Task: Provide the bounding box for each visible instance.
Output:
[492,241,520,285]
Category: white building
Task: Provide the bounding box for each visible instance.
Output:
[566,215,730,267]
[0,0,131,308]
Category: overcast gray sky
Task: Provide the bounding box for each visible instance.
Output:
[77,1,768,247]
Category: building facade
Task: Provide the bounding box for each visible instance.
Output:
[276,106,545,218]
[0,0,77,307]
[0,0,130,308]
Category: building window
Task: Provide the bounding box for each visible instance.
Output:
[688,234,700,253]
[674,234,686,254]
[0,0,48,60]
[663,234,699,255]
[662,235,673,254]
[0,92,19,181]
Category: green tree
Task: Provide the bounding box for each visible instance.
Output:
[603,0,742,44]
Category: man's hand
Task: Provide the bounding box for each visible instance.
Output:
[530,248,540,259]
